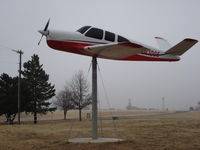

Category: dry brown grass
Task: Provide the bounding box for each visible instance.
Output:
[0,109,175,122]
[0,111,200,150]
[0,109,174,123]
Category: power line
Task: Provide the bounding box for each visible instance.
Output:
[0,43,15,51]
[0,60,16,64]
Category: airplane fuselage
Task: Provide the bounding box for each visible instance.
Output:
[41,26,181,61]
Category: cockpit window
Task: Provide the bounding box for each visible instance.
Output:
[85,28,103,40]
[105,31,115,42]
[118,35,129,42]
[77,26,91,34]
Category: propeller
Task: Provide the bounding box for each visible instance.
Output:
[38,18,50,45]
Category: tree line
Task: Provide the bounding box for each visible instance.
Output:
[0,54,91,124]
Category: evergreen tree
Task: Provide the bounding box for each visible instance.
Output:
[0,73,18,124]
[22,54,56,124]
[0,73,32,124]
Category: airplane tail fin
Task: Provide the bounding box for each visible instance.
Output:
[164,38,198,56]
[155,37,171,51]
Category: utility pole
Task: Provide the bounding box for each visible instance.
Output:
[162,97,165,111]
[12,50,23,124]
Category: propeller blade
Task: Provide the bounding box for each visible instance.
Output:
[38,35,43,45]
[44,18,50,31]
[38,18,50,45]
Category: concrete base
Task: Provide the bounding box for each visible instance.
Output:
[68,138,124,143]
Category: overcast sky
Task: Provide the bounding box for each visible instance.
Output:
[0,0,199,110]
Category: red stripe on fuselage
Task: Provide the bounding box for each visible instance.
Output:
[47,40,92,56]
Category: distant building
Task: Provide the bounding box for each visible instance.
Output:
[189,107,194,111]
[189,101,200,111]
[126,99,157,110]
[195,101,200,111]
[126,99,144,110]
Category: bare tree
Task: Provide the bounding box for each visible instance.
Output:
[54,87,74,120]
[70,71,92,121]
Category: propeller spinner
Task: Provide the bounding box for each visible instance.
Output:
[38,18,50,45]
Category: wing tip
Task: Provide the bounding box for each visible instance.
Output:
[184,38,198,43]
[155,36,164,40]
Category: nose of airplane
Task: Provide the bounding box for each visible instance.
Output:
[38,30,49,36]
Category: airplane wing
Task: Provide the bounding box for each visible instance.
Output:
[84,42,149,59]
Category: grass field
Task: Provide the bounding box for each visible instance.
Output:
[0,110,200,150]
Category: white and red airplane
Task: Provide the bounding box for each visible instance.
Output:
[38,19,198,61]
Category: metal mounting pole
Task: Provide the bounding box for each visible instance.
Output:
[68,57,124,143]
[92,57,98,139]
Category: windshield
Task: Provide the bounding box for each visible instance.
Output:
[77,26,91,34]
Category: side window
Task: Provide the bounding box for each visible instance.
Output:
[118,35,129,42]
[105,31,115,42]
[77,26,91,34]
[85,28,103,40]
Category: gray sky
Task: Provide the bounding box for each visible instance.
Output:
[0,0,199,110]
